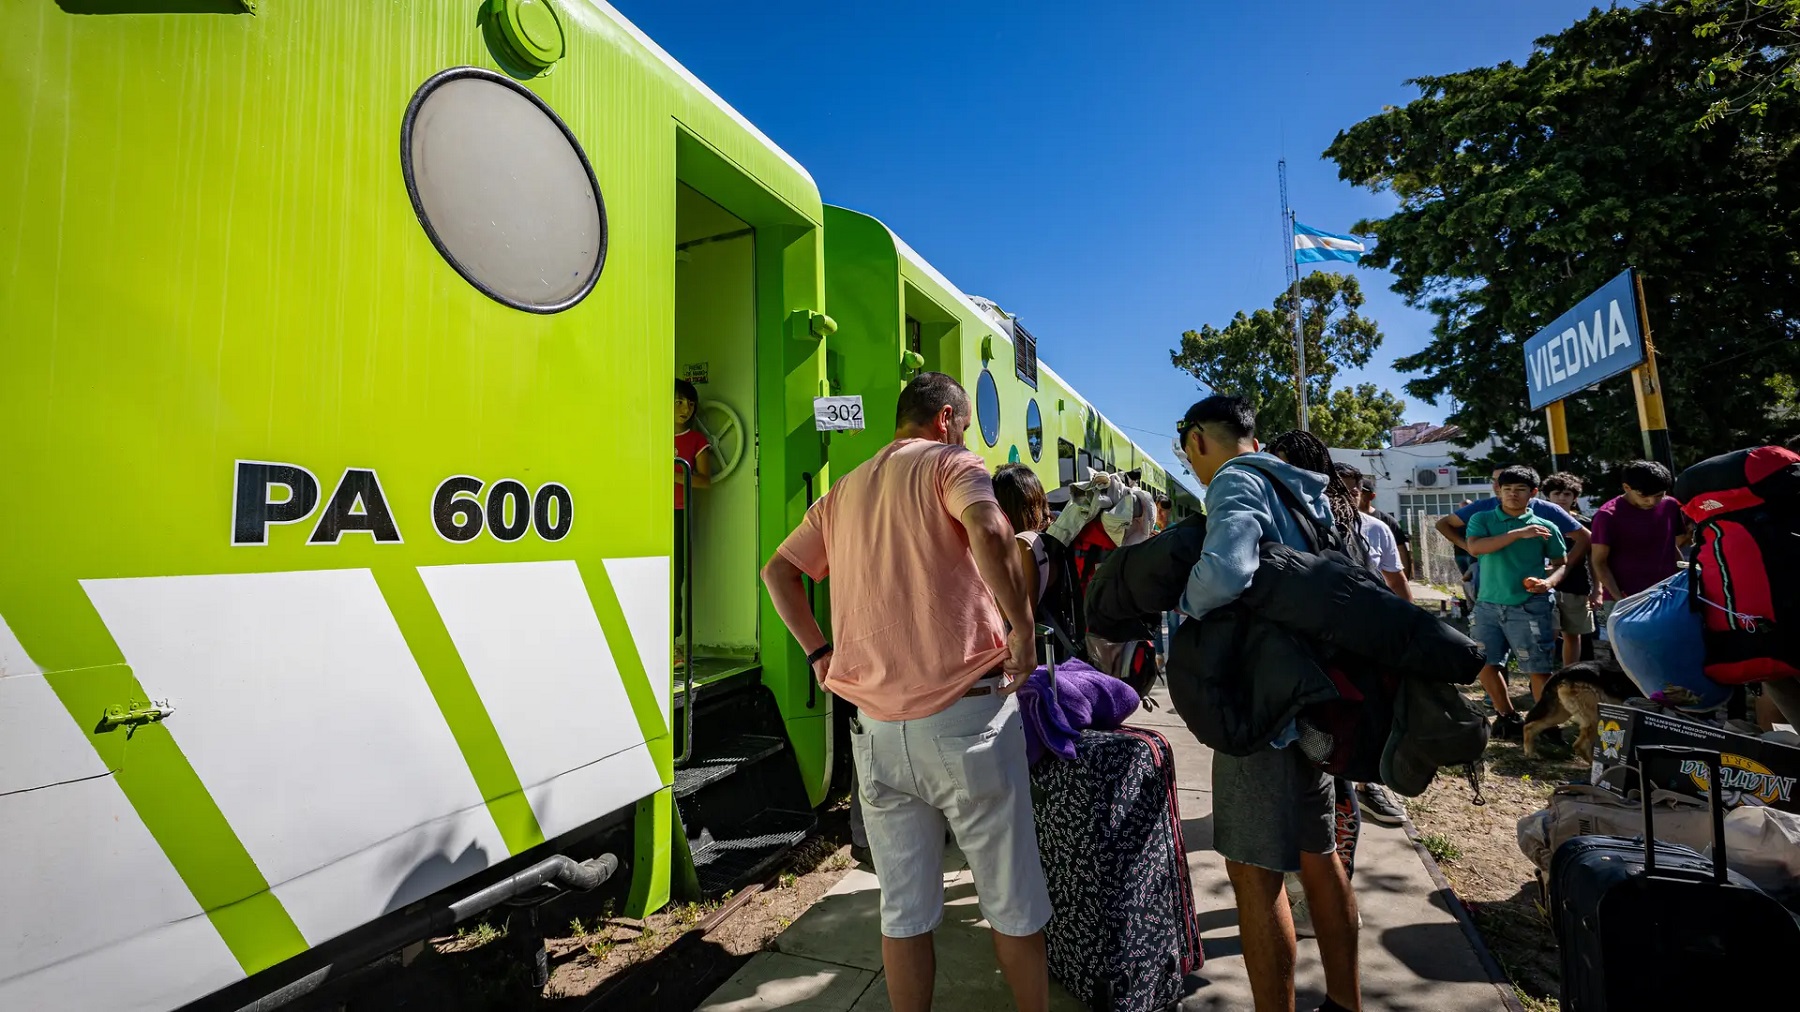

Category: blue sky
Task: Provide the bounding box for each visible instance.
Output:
[614,0,1601,484]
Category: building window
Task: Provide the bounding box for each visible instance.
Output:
[1013,322,1038,390]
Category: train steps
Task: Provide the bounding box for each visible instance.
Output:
[674,673,817,898]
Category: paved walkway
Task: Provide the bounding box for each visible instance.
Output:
[693,689,1514,1012]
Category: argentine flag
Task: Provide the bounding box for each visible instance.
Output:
[1294,223,1367,265]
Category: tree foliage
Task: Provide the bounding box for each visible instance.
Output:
[1670,0,1800,124]
[1170,271,1406,448]
[1325,1,1800,476]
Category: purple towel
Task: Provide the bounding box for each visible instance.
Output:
[1016,659,1142,765]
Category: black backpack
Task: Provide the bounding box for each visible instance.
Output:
[1231,460,1485,789]
[1038,515,1162,701]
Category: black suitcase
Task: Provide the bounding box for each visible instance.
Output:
[1030,632,1202,1012]
[1550,744,1800,1010]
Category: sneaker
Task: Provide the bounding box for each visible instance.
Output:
[1357,783,1406,826]
[850,843,874,871]
[1285,873,1359,940]
[1286,873,1315,939]
[1491,713,1525,741]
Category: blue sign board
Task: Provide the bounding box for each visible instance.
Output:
[1523,268,1646,410]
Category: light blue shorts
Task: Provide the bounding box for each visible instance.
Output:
[850,685,1052,938]
[1471,595,1557,674]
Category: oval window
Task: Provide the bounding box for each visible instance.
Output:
[1026,399,1043,461]
[976,370,1001,448]
[402,68,606,313]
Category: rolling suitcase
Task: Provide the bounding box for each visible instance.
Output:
[1030,629,1202,1012]
[1550,744,1800,1011]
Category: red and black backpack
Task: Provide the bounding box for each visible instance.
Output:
[1675,445,1800,683]
[1040,514,1162,700]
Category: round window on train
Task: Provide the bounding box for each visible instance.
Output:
[976,369,1001,447]
[401,68,607,313]
[1026,399,1043,461]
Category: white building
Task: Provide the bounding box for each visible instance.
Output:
[1329,423,1495,520]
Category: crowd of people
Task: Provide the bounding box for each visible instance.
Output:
[753,371,1797,1012]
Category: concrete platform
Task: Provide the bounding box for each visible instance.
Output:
[695,690,1515,1012]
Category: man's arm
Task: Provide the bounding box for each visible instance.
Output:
[1537,554,1568,592]
[1382,568,1414,601]
[961,500,1037,685]
[1468,522,1549,555]
[1562,523,1590,570]
[1180,468,1270,620]
[1435,513,1471,553]
[761,553,830,683]
[1590,542,1626,601]
[761,554,826,656]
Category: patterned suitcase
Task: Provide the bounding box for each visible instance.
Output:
[1031,726,1202,1012]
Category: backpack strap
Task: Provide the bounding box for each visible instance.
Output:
[1223,459,1339,554]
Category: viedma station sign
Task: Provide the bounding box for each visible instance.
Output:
[1523,268,1646,410]
[1520,267,1671,468]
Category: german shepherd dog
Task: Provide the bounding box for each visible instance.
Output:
[1522,659,1639,759]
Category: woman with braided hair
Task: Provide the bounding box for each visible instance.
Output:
[1266,429,1369,567]
[1263,428,1387,940]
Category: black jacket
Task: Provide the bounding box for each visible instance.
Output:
[1087,515,1484,757]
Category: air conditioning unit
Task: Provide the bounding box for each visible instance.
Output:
[1414,466,1458,488]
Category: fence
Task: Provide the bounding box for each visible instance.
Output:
[1404,512,1468,593]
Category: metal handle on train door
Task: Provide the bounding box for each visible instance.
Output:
[802,471,818,710]
[676,457,696,766]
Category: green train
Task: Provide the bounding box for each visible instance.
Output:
[0,3,1186,1009]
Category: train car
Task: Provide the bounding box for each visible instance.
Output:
[1,2,835,1009]
[821,206,1167,494]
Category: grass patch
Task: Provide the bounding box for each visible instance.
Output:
[456,920,505,947]
[779,871,798,890]
[1419,831,1464,864]
[1516,990,1561,1012]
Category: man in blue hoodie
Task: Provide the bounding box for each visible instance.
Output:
[1175,396,1361,1012]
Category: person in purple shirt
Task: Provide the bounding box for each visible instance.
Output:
[1590,460,1690,620]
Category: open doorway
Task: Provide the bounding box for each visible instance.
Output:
[675,183,759,684]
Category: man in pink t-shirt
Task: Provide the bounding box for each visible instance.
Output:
[762,372,1049,1012]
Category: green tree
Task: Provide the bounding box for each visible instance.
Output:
[1169,271,1405,448]
[1672,0,1800,125]
[1325,2,1800,475]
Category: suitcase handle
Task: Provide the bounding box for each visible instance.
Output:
[1634,744,1728,884]
[1035,623,1056,689]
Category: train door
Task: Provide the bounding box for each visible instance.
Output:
[674,183,760,687]
[668,169,821,900]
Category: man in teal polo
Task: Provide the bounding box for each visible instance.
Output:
[1465,465,1569,741]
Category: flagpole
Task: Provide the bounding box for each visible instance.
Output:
[1280,159,1308,432]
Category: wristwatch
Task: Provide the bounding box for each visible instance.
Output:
[806,643,834,665]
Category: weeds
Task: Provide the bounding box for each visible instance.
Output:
[822,850,854,872]
[568,917,588,937]
[779,871,798,890]
[776,916,793,930]
[1420,832,1464,864]
[586,935,615,962]
[456,920,505,947]
[635,927,659,952]
[1516,990,1561,1012]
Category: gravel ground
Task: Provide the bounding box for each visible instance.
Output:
[317,803,859,1012]
[1404,679,1590,1012]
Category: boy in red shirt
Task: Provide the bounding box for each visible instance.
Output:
[675,379,714,669]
